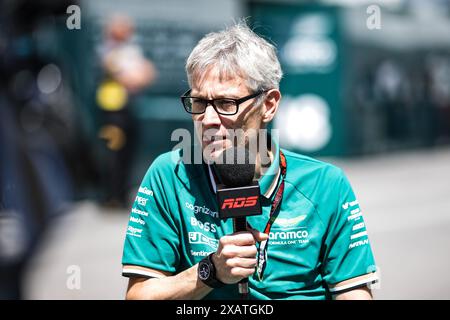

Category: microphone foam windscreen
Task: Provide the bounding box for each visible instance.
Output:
[215,147,256,187]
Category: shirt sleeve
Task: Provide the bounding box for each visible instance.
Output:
[121,157,180,278]
[321,169,378,294]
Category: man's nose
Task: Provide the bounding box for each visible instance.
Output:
[202,103,221,127]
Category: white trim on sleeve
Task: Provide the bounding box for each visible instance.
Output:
[329,273,379,293]
[122,267,166,279]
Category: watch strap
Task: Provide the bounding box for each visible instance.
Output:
[199,253,226,288]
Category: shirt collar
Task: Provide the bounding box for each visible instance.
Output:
[207,141,281,200]
[258,141,281,199]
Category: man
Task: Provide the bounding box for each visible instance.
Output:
[96,14,156,208]
[121,23,378,300]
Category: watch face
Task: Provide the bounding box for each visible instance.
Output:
[198,262,211,281]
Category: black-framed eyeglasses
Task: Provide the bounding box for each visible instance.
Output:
[180,89,268,115]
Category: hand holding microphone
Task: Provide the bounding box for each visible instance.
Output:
[211,228,268,284]
[213,146,266,299]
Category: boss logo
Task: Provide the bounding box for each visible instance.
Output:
[221,196,259,209]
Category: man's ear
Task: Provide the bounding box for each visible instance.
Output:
[262,89,281,124]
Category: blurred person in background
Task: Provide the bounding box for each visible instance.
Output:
[0,0,75,299]
[96,14,156,208]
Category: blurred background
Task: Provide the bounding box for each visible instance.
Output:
[0,0,449,299]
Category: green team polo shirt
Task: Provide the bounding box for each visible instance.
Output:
[121,144,378,299]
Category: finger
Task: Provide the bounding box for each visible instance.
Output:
[221,232,256,246]
[247,226,269,242]
[230,267,256,278]
[226,257,257,269]
[225,244,257,258]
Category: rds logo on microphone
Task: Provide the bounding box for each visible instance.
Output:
[221,196,259,209]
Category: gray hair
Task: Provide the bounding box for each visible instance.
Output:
[185,22,283,94]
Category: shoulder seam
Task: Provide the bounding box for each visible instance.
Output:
[284,179,327,228]
[282,150,339,170]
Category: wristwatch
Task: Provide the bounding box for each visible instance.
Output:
[198,253,226,288]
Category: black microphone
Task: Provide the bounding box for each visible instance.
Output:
[215,146,262,299]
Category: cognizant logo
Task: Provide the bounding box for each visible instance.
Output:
[185,202,218,218]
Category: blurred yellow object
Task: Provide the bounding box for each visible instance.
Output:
[96,80,128,111]
[98,125,126,151]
